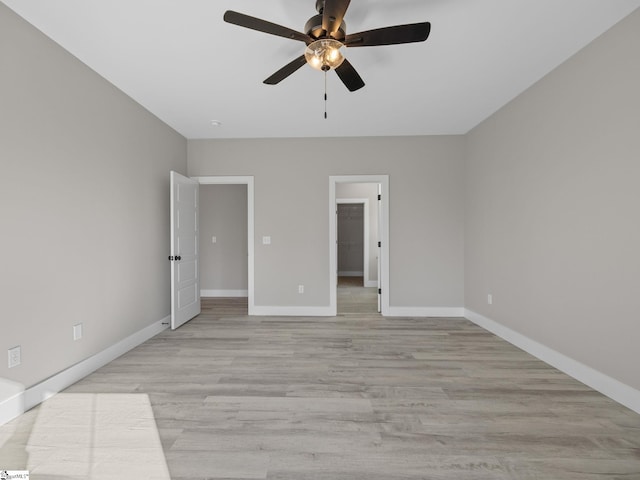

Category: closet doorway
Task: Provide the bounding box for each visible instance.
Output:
[336,199,378,314]
[330,175,389,316]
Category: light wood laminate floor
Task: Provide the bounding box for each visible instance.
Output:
[337,276,378,315]
[2,298,640,479]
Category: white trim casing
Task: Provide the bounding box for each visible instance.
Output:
[465,309,640,415]
[192,176,255,315]
[201,289,248,298]
[191,176,252,185]
[0,317,169,427]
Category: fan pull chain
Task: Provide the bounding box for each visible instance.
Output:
[324,70,328,119]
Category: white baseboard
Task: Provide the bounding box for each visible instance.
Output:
[251,306,333,316]
[0,379,24,426]
[386,307,465,317]
[201,289,248,298]
[464,309,640,415]
[0,316,169,427]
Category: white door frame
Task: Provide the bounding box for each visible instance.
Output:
[336,199,371,286]
[191,176,255,315]
[330,175,389,316]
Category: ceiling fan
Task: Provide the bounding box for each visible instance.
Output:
[223,0,431,92]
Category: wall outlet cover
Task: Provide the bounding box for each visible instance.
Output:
[73,323,83,341]
[8,346,21,368]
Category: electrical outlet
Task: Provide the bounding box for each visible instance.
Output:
[8,346,21,368]
[487,294,493,305]
[212,236,217,244]
[298,285,304,294]
[73,323,83,341]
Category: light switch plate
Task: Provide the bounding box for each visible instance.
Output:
[262,236,271,245]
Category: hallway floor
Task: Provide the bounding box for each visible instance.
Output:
[337,276,378,315]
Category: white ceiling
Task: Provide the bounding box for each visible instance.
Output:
[3,0,639,139]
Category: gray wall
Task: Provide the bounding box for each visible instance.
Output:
[199,184,248,293]
[465,9,640,390]
[188,136,465,309]
[0,4,187,389]
[336,183,379,285]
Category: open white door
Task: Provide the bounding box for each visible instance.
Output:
[170,171,200,329]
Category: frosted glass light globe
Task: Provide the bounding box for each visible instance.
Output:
[305,39,345,71]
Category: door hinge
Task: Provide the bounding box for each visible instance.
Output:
[378,288,382,294]
[378,241,381,248]
[378,194,381,201]
[168,255,174,261]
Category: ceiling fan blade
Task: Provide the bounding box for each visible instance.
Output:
[335,59,365,92]
[345,22,431,47]
[264,55,308,85]
[322,0,351,36]
[224,11,312,44]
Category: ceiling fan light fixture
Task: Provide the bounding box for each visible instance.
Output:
[224,5,431,92]
[305,39,345,71]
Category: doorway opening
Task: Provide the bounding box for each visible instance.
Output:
[199,184,248,297]
[329,175,389,316]
[193,176,255,315]
[336,199,377,314]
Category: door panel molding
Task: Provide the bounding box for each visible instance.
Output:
[170,171,201,329]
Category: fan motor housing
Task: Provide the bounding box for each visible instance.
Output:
[305,14,346,41]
